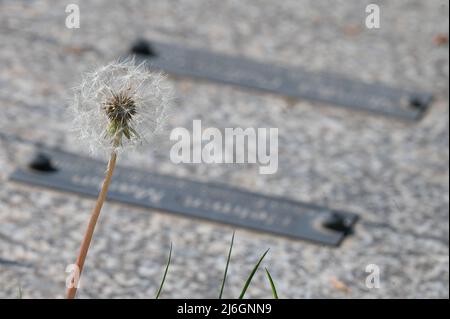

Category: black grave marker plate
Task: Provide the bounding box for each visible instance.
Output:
[131,39,432,120]
[10,148,358,246]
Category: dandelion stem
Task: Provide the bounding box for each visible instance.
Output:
[66,147,118,299]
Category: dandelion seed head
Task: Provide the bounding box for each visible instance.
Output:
[70,58,172,155]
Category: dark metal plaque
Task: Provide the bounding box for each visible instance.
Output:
[10,148,358,246]
[131,39,432,120]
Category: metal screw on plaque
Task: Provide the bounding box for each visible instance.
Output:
[28,153,58,172]
[130,39,157,57]
[322,213,353,235]
[409,96,426,111]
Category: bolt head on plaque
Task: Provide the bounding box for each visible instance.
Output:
[28,153,58,172]
[130,39,157,57]
[409,96,427,111]
[322,213,353,235]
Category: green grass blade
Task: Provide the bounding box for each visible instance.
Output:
[155,242,172,299]
[17,285,23,299]
[239,248,270,299]
[219,231,235,299]
[265,268,279,299]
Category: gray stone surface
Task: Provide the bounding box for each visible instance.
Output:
[0,0,448,298]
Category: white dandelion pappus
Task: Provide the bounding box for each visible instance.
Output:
[71,58,172,154]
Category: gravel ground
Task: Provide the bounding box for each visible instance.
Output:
[0,0,448,298]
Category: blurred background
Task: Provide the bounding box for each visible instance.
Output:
[0,0,448,298]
